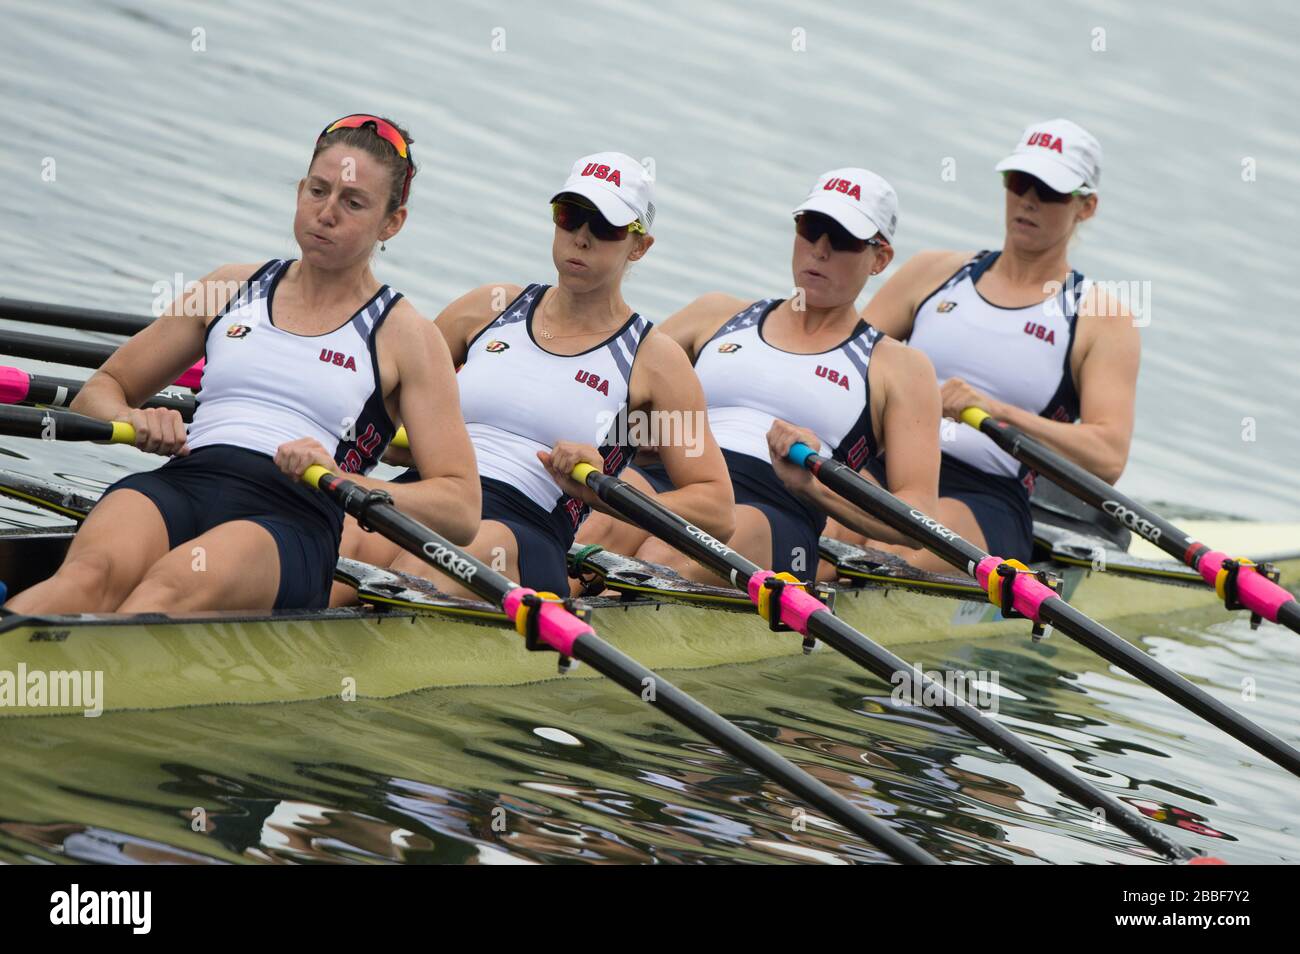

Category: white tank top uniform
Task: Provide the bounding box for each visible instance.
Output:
[400,283,650,593]
[106,258,404,608]
[868,249,1086,558]
[636,298,882,576]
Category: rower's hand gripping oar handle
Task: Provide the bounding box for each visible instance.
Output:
[786,440,1061,633]
[304,463,591,665]
[571,459,823,646]
[957,406,1299,631]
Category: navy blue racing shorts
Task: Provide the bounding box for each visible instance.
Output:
[104,444,343,609]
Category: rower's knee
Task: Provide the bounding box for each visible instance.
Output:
[118,569,193,613]
[53,551,125,611]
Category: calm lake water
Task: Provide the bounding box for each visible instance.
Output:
[1,0,1297,864]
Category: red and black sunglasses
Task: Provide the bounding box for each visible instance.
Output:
[794,211,884,253]
[1002,170,1083,205]
[317,114,415,206]
[551,196,646,241]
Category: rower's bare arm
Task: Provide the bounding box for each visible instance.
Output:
[70,264,258,455]
[432,282,524,366]
[861,250,971,339]
[656,292,747,360]
[71,265,250,418]
[357,302,481,543]
[637,330,735,541]
[810,342,941,545]
[985,288,1140,484]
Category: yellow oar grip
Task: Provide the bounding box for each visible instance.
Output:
[985,558,1030,604]
[571,462,599,483]
[392,427,409,449]
[514,591,561,636]
[757,572,803,622]
[960,407,991,428]
[108,421,137,444]
[1214,557,1255,601]
[301,464,331,489]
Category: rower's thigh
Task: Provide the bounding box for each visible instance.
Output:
[636,505,772,585]
[869,497,986,575]
[339,515,402,566]
[574,510,651,558]
[117,520,283,612]
[389,519,520,599]
[32,489,171,610]
[575,467,657,554]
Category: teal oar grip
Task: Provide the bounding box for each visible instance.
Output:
[787,442,818,469]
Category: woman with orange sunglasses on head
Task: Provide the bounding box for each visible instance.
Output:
[8,115,479,615]
[842,119,1140,571]
[336,152,732,601]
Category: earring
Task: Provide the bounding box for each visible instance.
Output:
[380,240,387,252]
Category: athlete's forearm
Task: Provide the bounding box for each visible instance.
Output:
[983,401,1128,484]
[342,471,481,546]
[645,481,735,543]
[790,480,918,548]
[68,371,134,421]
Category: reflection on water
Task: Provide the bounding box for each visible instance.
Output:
[1,0,1298,864]
[1,611,1294,865]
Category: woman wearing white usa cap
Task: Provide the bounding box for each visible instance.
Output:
[336,152,732,600]
[580,168,941,584]
[844,118,1140,570]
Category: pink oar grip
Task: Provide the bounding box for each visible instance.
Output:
[501,588,592,656]
[0,367,32,404]
[746,570,824,635]
[1197,550,1292,622]
[175,360,204,390]
[975,556,1054,622]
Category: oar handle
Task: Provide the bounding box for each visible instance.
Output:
[0,404,137,444]
[959,406,992,429]
[301,464,333,489]
[787,441,820,468]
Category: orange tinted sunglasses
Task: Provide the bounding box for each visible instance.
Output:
[317,114,414,205]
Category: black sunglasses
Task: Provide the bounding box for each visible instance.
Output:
[1002,170,1083,205]
[794,212,883,253]
[551,197,644,241]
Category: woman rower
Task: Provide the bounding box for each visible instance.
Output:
[8,114,479,614]
[841,119,1139,571]
[336,151,733,600]
[578,167,941,584]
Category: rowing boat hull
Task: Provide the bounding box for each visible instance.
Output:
[5,549,1296,717]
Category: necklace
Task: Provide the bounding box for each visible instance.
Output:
[539,292,627,340]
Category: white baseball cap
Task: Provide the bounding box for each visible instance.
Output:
[793,168,898,243]
[995,119,1102,194]
[551,152,656,233]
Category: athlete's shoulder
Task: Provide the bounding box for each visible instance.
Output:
[1076,281,1134,326]
[163,263,267,322]
[381,294,430,329]
[900,249,976,284]
[874,335,937,379]
[659,292,750,352]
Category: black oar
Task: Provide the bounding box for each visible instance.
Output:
[0,297,150,336]
[568,462,1215,863]
[787,441,1300,779]
[960,407,1300,635]
[0,365,195,419]
[0,328,203,389]
[301,465,936,864]
[0,404,135,444]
